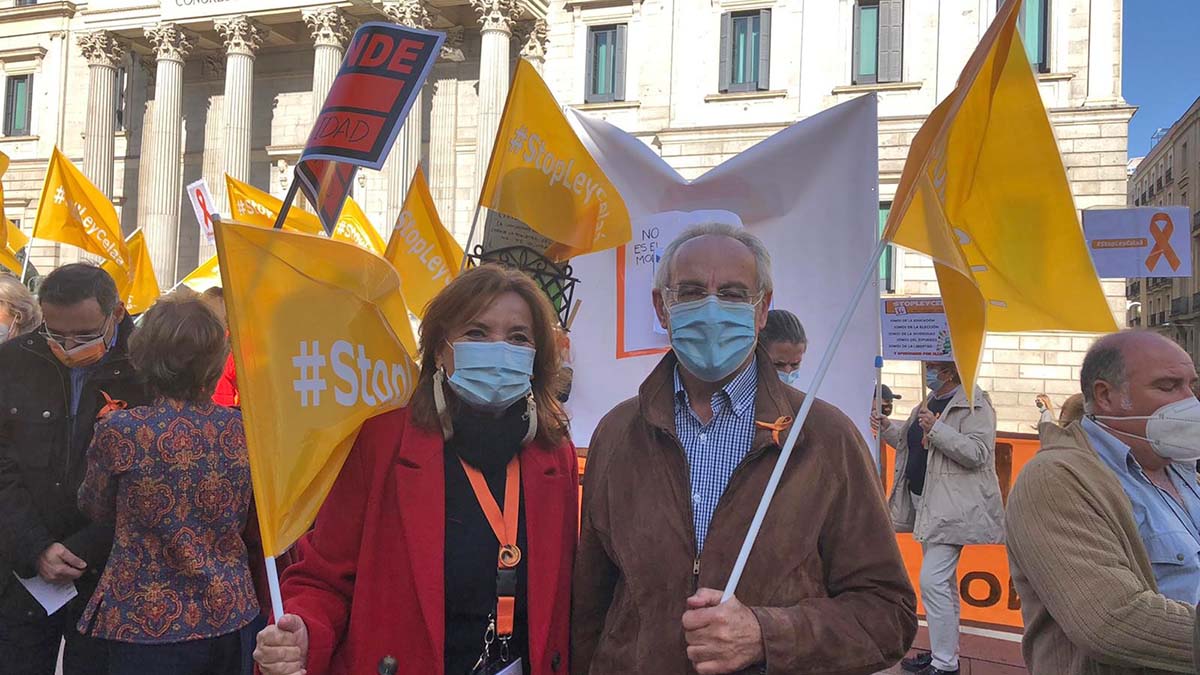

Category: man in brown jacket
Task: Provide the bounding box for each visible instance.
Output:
[572,223,916,675]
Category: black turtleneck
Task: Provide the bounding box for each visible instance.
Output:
[442,402,530,675]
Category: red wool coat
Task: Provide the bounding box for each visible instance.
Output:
[280,407,577,675]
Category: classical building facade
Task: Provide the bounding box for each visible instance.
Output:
[1126,95,1200,362]
[2,0,1131,430]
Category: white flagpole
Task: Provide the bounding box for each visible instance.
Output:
[722,239,887,603]
[264,555,285,619]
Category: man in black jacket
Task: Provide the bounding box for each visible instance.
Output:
[0,264,150,675]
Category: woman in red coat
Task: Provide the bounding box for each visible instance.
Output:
[253,265,577,675]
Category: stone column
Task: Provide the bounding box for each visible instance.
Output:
[304,7,355,124]
[215,16,265,184]
[77,32,126,198]
[1085,0,1124,105]
[471,0,521,201]
[143,23,195,287]
[429,28,466,233]
[516,19,549,73]
[382,0,434,230]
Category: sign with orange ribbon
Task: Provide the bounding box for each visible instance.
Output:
[1083,207,1192,278]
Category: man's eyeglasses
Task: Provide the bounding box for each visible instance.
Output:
[40,318,110,346]
[662,284,763,306]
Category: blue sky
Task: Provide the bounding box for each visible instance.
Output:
[1124,1,1200,158]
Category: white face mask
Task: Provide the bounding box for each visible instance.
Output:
[1093,397,1200,462]
[0,316,15,342]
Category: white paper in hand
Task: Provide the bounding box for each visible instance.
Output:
[13,572,77,615]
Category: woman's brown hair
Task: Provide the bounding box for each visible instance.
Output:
[408,264,569,447]
[129,290,229,402]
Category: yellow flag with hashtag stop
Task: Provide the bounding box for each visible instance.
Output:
[33,147,130,269]
[480,59,632,258]
[214,218,419,556]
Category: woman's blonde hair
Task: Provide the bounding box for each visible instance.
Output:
[0,273,41,337]
[409,264,568,447]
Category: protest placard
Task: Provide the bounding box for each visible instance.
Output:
[1082,206,1193,278]
[186,178,218,245]
[881,297,954,362]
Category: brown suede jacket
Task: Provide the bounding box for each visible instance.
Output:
[572,350,917,674]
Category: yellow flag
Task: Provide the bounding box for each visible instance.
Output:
[385,167,463,317]
[102,229,161,315]
[179,255,222,293]
[227,174,386,254]
[0,151,19,274]
[7,219,29,253]
[226,175,324,235]
[33,147,130,269]
[214,219,419,555]
[882,0,1116,397]
[480,59,632,257]
[332,197,386,255]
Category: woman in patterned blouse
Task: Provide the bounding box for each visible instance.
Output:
[77,292,261,675]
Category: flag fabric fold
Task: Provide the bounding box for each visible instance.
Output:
[214,219,420,556]
[102,229,161,315]
[882,0,1117,398]
[480,59,632,257]
[384,167,463,317]
[179,255,222,293]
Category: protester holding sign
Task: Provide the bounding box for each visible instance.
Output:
[875,361,1003,675]
[254,264,577,675]
[758,308,807,387]
[1007,331,1200,673]
[573,224,915,675]
[0,264,150,675]
[76,292,262,674]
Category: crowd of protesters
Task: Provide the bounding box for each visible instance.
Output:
[3,222,1200,675]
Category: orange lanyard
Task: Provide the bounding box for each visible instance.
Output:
[460,456,521,638]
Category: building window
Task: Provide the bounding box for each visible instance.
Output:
[853,1,903,85]
[879,202,896,293]
[15,0,39,6]
[3,74,32,137]
[1005,0,1050,73]
[585,25,627,104]
[1183,142,1189,175]
[115,65,128,131]
[719,9,771,93]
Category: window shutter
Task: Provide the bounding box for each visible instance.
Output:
[880,0,903,83]
[584,29,596,103]
[614,24,628,101]
[757,9,771,91]
[719,12,732,93]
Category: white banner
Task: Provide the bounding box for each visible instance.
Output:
[1082,206,1193,278]
[565,95,882,450]
[186,178,218,246]
[881,297,954,362]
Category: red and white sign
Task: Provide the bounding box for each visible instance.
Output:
[186,178,218,245]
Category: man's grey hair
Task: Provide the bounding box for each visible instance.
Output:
[1080,335,1127,412]
[653,223,773,294]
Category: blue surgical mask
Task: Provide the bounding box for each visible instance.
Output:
[778,369,801,387]
[668,296,758,382]
[925,369,943,390]
[447,340,535,412]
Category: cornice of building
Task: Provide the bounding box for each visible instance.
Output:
[0,0,76,24]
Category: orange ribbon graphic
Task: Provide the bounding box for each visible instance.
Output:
[1145,212,1181,272]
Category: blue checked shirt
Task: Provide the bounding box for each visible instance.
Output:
[673,362,758,553]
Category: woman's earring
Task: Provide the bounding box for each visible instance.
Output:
[433,366,454,441]
[521,392,538,446]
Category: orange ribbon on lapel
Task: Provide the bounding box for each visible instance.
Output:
[755,416,795,447]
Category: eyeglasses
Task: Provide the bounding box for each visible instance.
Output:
[40,317,111,346]
[662,284,763,306]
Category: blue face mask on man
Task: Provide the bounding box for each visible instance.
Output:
[447,340,535,411]
[668,296,758,382]
[925,368,944,391]
[778,369,801,387]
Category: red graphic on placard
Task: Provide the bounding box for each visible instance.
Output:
[1145,211,1181,272]
[195,188,214,232]
[302,23,444,170]
[296,160,358,236]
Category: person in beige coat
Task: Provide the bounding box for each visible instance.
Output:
[873,361,1005,675]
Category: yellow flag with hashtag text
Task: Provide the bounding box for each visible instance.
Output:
[33,147,130,269]
[227,174,387,254]
[882,0,1116,398]
[480,59,632,257]
[333,196,387,255]
[0,151,20,274]
[101,229,161,315]
[384,167,463,317]
[214,219,419,555]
